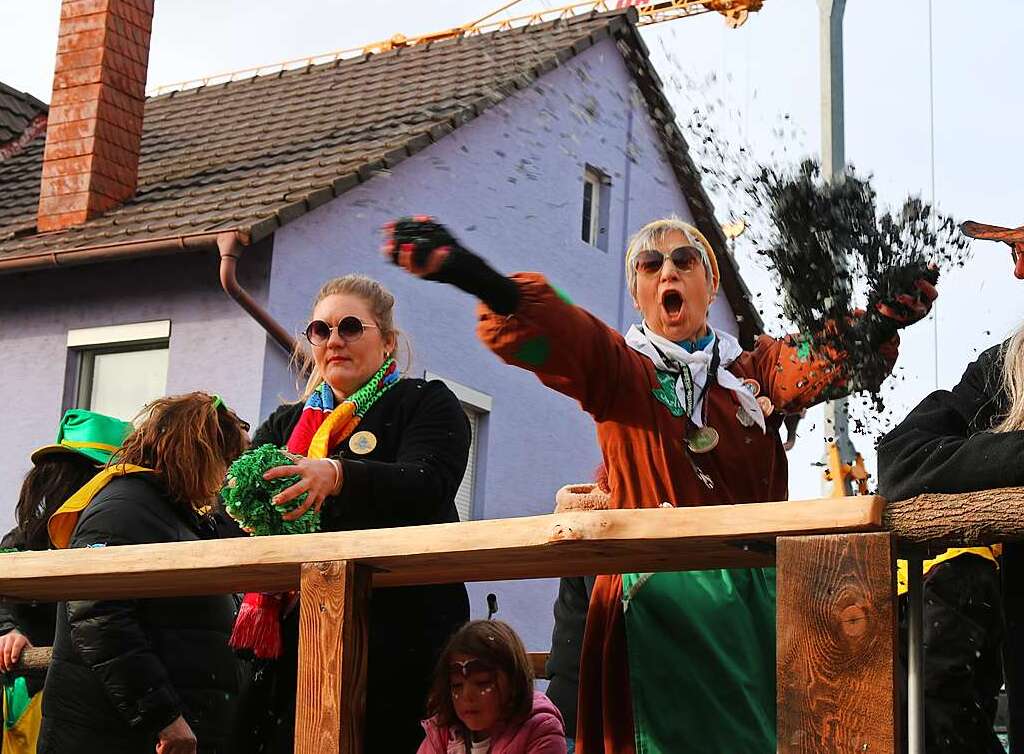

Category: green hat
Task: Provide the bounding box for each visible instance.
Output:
[30,409,134,466]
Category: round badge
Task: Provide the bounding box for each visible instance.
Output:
[686,425,720,454]
[349,430,378,455]
[757,396,775,417]
[736,406,755,428]
[741,378,761,397]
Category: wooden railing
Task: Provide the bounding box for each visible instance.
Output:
[1,490,1020,753]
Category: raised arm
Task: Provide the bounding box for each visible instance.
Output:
[744,330,888,413]
[384,217,644,420]
[748,277,937,413]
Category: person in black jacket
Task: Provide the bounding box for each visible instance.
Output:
[37,393,250,754]
[1,410,132,753]
[235,274,470,754]
[878,234,1024,753]
[1,456,94,677]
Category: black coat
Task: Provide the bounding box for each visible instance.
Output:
[37,475,241,754]
[877,341,1024,498]
[544,576,594,740]
[237,377,471,754]
[878,340,1024,751]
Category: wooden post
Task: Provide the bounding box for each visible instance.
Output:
[777,532,898,753]
[295,560,371,754]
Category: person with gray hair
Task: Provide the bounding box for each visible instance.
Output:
[385,214,934,753]
[879,219,1024,753]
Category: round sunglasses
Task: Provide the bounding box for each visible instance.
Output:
[634,245,702,275]
[304,316,379,346]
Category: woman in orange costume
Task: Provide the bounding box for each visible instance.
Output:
[385,215,934,753]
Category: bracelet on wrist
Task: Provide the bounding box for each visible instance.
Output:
[328,459,343,495]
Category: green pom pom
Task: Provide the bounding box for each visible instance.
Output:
[221,444,321,536]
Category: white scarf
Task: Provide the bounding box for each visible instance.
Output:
[625,322,765,432]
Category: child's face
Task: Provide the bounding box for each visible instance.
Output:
[449,653,508,736]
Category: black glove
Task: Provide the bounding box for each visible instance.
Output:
[851,264,940,351]
[383,216,520,315]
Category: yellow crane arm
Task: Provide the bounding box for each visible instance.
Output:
[153,0,763,95]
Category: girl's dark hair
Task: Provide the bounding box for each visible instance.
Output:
[15,454,98,551]
[425,620,534,730]
[113,392,249,512]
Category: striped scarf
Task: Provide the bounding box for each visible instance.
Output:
[286,358,399,457]
[229,358,400,660]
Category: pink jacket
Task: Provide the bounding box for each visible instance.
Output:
[417,691,567,754]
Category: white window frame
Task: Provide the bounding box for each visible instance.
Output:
[425,372,491,522]
[581,165,611,250]
[66,320,171,417]
[66,320,171,349]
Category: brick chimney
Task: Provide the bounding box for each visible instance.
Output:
[37,0,155,232]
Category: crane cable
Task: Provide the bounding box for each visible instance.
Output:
[928,0,938,390]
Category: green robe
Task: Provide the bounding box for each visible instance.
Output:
[623,568,777,753]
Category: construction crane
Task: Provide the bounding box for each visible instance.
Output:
[398,0,767,46]
[373,1,765,55]
[153,0,765,94]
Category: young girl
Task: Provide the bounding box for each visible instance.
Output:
[419,620,567,754]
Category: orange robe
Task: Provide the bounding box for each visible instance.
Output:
[477,274,867,753]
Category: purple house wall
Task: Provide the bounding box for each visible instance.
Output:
[262,39,739,650]
[0,37,740,653]
[0,245,276,522]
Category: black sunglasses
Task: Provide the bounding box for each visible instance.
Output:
[304,316,379,346]
[634,246,702,275]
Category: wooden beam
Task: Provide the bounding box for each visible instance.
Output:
[777,532,898,753]
[0,497,883,601]
[884,485,1024,548]
[295,561,370,754]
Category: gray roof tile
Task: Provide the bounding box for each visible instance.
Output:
[0,82,47,144]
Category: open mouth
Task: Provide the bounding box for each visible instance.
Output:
[661,289,683,317]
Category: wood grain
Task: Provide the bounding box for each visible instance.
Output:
[885,485,1024,548]
[777,532,898,753]
[0,497,883,602]
[295,561,370,754]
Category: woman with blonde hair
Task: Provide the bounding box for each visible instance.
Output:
[36,393,250,754]
[879,225,1024,753]
[385,215,934,753]
[236,274,471,753]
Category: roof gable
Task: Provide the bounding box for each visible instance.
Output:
[0,9,759,339]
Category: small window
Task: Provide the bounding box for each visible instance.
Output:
[581,165,610,250]
[67,321,171,422]
[425,372,492,522]
[456,407,481,522]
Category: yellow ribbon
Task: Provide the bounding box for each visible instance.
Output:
[59,439,120,453]
[896,545,1001,596]
[47,464,153,549]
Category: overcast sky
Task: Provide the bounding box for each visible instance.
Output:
[4,1,1022,499]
